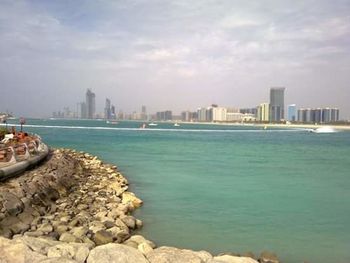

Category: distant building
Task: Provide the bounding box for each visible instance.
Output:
[287,104,296,122]
[141,105,147,120]
[212,107,227,122]
[79,102,87,119]
[197,107,208,122]
[226,108,241,122]
[86,89,96,119]
[181,111,197,122]
[298,107,339,123]
[257,103,269,122]
[156,110,172,121]
[111,105,116,119]
[104,98,111,119]
[270,87,285,122]
[240,108,257,117]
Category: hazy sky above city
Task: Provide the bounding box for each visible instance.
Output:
[1,0,349,118]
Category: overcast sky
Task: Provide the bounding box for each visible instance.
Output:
[0,0,349,118]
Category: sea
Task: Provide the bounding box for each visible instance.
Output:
[4,119,350,263]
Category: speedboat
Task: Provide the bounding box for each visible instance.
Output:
[149,122,158,126]
[310,126,336,133]
[174,123,180,127]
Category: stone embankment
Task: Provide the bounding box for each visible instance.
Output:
[0,149,279,263]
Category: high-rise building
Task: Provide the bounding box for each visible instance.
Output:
[141,105,147,120]
[111,105,116,119]
[156,110,172,121]
[287,104,296,122]
[104,98,111,119]
[298,107,339,123]
[79,102,87,119]
[257,103,269,122]
[269,87,285,122]
[86,89,95,119]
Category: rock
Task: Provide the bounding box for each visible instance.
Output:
[259,251,279,263]
[120,215,136,229]
[122,192,143,208]
[138,242,153,254]
[38,223,54,233]
[55,224,69,235]
[211,255,259,263]
[146,246,205,263]
[14,236,59,254]
[39,258,79,263]
[59,232,82,243]
[135,219,143,229]
[87,243,148,263]
[0,192,25,216]
[93,230,113,245]
[0,236,47,263]
[125,235,156,248]
[70,226,88,239]
[47,243,90,263]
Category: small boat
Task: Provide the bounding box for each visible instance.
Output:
[148,122,158,126]
[140,123,146,129]
[174,123,180,127]
[310,126,336,133]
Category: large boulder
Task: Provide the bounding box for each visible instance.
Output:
[0,236,47,263]
[146,246,207,263]
[259,251,279,263]
[0,192,25,216]
[47,243,91,263]
[122,192,143,208]
[87,243,148,263]
[210,255,259,263]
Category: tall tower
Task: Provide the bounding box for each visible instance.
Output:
[269,87,285,122]
[86,89,96,119]
[105,98,111,119]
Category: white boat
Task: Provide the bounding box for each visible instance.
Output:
[149,122,158,126]
[174,123,180,127]
[106,120,119,125]
[310,126,337,133]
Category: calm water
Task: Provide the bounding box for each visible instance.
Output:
[5,119,350,263]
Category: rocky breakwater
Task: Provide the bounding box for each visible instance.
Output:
[0,149,280,263]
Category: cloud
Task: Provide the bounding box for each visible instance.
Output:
[0,0,349,117]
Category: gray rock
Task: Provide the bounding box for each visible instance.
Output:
[14,236,60,254]
[87,243,148,263]
[1,192,25,216]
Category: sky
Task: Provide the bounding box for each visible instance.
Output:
[0,0,349,118]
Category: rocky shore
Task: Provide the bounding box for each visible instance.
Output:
[0,149,279,263]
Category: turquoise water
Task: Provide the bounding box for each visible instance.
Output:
[4,119,350,263]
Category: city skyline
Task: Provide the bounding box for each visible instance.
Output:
[0,1,349,118]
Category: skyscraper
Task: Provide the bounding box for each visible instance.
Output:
[269,87,285,122]
[287,104,296,122]
[104,98,111,119]
[86,89,95,119]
